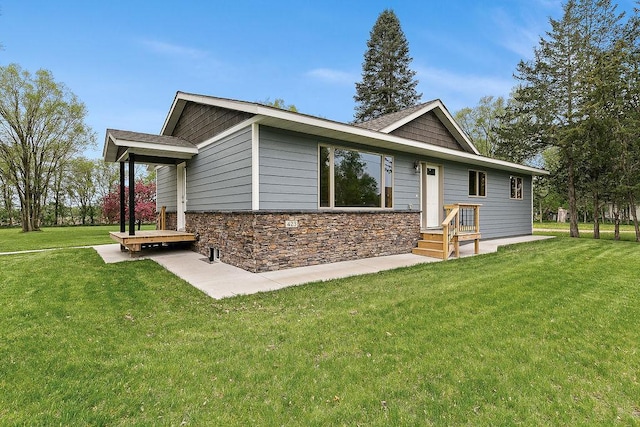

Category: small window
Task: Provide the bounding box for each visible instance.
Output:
[469,170,486,197]
[510,176,523,200]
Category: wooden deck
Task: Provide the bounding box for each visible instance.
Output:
[109,230,196,254]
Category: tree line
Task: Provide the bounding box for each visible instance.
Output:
[454,0,640,241]
[0,64,155,230]
[3,1,639,241]
[355,3,640,241]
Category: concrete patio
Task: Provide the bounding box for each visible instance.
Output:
[93,235,552,299]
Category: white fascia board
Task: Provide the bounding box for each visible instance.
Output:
[385,135,546,175]
[160,94,187,136]
[127,147,195,160]
[116,148,194,164]
[376,135,546,175]
[174,92,260,114]
[173,91,359,133]
[168,92,545,175]
[252,114,547,175]
[102,136,112,160]
[112,138,198,155]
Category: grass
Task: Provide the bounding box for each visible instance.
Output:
[534,221,639,241]
[533,221,637,231]
[1,237,639,425]
[0,224,155,252]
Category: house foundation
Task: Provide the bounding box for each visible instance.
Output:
[183,211,420,272]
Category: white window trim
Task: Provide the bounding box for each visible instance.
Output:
[319,145,394,210]
[510,175,524,200]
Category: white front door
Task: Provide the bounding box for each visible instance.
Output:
[176,163,187,231]
[421,164,441,228]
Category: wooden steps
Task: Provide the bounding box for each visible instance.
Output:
[412,231,453,260]
[414,204,482,260]
[412,230,482,260]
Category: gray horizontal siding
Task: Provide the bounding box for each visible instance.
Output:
[186,126,252,211]
[156,165,177,212]
[392,156,533,237]
[442,162,532,238]
[191,124,534,239]
[258,127,421,211]
[393,153,421,211]
[259,126,318,210]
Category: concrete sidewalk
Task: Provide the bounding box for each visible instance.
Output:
[93,235,552,299]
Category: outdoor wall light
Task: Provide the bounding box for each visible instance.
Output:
[413,160,420,173]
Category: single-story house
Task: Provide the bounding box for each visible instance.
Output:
[103,91,546,272]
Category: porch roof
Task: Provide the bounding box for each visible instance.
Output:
[103,129,198,164]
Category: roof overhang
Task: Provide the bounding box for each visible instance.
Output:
[103,129,198,165]
[162,92,547,176]
[252,114,547,175]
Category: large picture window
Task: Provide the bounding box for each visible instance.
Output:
[320,146,393,208]
[510,176,523,199]
[468,170,486,197]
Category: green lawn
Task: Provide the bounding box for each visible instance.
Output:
[534,221,639,241]
[0,224,155,252]
[533,221,637,232]
[1,238,639,425]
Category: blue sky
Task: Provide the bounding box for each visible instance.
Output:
[1,1,636,159]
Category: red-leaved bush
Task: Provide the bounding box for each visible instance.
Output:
[102,181,156,224]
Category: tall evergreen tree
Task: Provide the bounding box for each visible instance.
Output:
[354,9,421,123]
[498,0,627,238]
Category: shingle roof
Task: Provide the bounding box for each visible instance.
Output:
[353,102,436,131]
[107,129,196,149]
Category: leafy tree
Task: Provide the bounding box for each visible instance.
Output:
[66,157,97,225]
[261,98,298,112]
[454,96,506,158]
[102,181,156,225]
[532,148,567,222]
[0,64,94,231]
[582,29,640,240]
[93,161,119,202]
[49,161,67,225]
[354,9,421,123]
[0,158,17,226]
[501,0,627,238]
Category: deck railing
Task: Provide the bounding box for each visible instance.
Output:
[442,203,481,258]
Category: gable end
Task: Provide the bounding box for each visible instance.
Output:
[171,102,254,143]
[389,111,467,152]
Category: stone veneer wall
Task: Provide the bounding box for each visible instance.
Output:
[185,211,421,273]
[156,211,177,231]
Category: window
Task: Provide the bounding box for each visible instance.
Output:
[510,176,523,199]
[319,146,393,208]
[468,170,486,197]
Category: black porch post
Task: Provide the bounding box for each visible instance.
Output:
[128,154,136,236]
[119,161,125,233]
